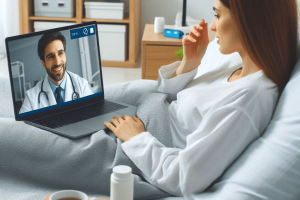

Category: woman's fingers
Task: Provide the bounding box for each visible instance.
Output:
[183,19,207,45]
[197,22,209,45]
[191,26,201,37]
[184,34,198,44]
[132,114,138,122]
[104,121,117,132]
[133,114,143,124]
[114,115,124,123]
[122,115,132,121]
[199,18,205,26]
[111,118,120,127]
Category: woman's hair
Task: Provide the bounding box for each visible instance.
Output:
[220,0,298,94]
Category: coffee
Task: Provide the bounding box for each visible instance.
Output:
[57,198,81,200]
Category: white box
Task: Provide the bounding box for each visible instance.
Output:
[34,21,75,32]
[85,1,124,20]
[34,0,75,18]
[97,24,127,61]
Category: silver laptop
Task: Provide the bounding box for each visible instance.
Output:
[5,21,137,139]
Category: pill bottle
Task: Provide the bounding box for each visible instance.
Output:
[110,165,133,200]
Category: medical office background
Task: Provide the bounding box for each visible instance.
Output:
[0,0,216,86]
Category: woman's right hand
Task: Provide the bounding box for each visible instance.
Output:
[174,19,209,77]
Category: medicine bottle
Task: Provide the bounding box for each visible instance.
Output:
[110,165,133,200]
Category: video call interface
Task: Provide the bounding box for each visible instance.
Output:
[7,24,103,118]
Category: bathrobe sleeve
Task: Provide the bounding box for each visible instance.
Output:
[121,103,261,197]
[157,61,198,94]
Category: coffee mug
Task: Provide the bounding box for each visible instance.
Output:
[154,17,165,33]
[50,190,88,200]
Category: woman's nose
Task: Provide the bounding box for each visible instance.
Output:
[209,20,216,32]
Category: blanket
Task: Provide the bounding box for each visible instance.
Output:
[0,76,179,200]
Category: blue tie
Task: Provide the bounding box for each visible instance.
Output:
[55,87,63,104]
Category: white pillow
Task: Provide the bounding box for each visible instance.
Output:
[192,41,300,200]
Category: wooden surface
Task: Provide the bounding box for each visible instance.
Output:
[144,45,182,80]
[142,24,183,46]
[19,0,141,68]
[142,24,182,80]
[44,194,109,200]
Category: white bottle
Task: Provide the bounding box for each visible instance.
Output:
[110,165,133,200]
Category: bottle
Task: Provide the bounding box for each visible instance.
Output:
[110,165,133,200]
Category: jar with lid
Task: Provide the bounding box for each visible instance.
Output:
[110,165,133,200]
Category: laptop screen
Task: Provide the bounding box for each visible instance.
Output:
[6,22,104,119]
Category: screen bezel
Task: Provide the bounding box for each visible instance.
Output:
[5,21,105,121]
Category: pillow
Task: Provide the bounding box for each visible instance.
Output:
[192,46,300,199]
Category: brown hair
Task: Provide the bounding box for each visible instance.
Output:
[220,0,298,94]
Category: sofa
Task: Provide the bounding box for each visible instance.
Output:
[1,38,300,199]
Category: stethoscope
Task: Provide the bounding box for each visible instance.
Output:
[38,71,79,104]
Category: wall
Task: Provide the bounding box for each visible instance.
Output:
[141,0,216,40]
[0,0,20,58]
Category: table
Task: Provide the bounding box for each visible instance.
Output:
[141,24,182,80]
[44,194,109,200]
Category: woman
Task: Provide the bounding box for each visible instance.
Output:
[105,0,298,197]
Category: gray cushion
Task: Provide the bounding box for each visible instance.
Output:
[0,75,14,118]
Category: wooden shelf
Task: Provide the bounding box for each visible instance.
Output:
[19,0,141,68]
[28,16,77,22]
[82,16,130,24]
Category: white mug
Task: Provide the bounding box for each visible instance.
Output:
[154,17,165,33]
[50,190,88,200]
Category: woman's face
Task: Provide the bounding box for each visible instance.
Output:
[209,0,242,54]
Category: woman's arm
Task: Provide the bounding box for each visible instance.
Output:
[156,19,209,95]
[106,105,259,197]
[171,19,210,78]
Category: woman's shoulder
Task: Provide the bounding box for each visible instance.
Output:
[244,71,278,96]
[212,71,278,110]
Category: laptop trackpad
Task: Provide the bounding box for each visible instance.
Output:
[53,112,117,138]
[77,112,117,130]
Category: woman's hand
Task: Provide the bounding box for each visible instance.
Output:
[173,19,209,77]
[183,19,209,62]
[104,115,145,142]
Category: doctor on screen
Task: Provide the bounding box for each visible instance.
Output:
[19,31,93,114]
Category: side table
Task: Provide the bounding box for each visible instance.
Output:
[141,24,182,80]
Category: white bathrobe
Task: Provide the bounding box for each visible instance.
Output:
[121,61,278,198]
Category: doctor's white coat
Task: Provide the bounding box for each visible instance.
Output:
[19,71,93,114]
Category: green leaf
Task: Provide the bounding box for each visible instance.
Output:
[175,47,183,60]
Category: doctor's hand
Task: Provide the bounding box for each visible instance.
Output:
[104,115,145,142]
[173,19,209,77]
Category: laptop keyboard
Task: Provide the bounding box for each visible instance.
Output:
[32,100,127,128]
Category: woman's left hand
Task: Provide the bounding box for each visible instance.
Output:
[104,114,145,142]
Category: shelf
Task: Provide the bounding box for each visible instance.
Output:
[82,16,130,24]
[28,16,77,22]
[28,16,130,24]
[19,0,141,68]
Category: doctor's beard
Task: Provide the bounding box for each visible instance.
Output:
[45,62,67,83]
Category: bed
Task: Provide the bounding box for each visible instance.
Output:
[1,38,300,200]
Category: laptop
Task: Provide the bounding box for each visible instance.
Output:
[5,21,137,139]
